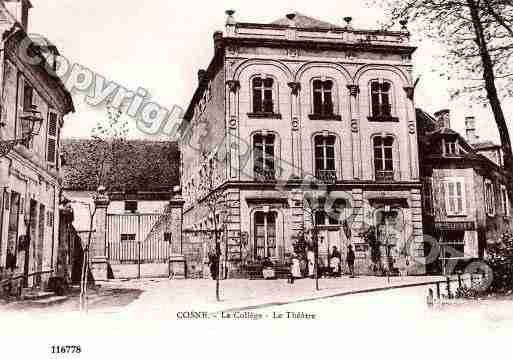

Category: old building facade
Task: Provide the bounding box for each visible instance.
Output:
[0,1,74,287]
[417,109,512,275]
[179,12,425,276]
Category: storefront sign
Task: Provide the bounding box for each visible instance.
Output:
[435,221,475,231]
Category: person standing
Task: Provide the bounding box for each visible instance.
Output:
[329,246,341,277]
[346,245,355,278]
[307,245,315,279]
[208,252,219,280]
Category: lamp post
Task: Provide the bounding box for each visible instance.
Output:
[0,104,43,157]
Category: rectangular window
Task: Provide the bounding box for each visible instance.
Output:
[252,77,274,114]
[423,177,434,215]
[501,185,510,217]
[484,179,495,216]
[445,178,465,216]
[163,232,172,242]
[47,112,58,165]
[370,81,392,119]
[124,200,138,213]
[312,80,334,116]
[254,212,276,259]
[23,82,33,112]
[314,135,336,183]
[253,134,275,181]
[120,234,136,241]
[374,136,394,181]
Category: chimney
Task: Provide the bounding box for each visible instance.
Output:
[4,0,32,30]
[465,116,479,143]
[434,109,451,129]
[197,69,206,84]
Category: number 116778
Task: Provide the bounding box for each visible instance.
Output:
[51,346,82,354]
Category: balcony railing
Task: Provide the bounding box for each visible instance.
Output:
[375,170,395,182]
[254,167,276,182]
[316,169,337,184]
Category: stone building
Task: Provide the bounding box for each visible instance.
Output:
[0,0,74,288]
[417,109,512,275]
[179,11,425,276]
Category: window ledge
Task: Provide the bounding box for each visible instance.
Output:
[308,114,341,121]
[486,213,496,218]
[367,116,399,122]
[247,112,282,119]
[446,213,467,217]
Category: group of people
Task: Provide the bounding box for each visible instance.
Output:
[289,244,356,279]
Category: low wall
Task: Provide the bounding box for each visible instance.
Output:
[110,263,169,279]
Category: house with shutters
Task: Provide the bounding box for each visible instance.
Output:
[179,11,425,277]
[417,109,512,275]
[0,0,74,289]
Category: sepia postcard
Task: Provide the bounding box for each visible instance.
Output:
[0,1,512,358]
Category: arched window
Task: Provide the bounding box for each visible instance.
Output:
[254,212,277,258]
[253,133,276,181]
[373,136,394,181]
[252,77,275,114]
[314,135,336,183]
[369,80,397,122]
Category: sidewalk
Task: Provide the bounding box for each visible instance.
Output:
[120,275,446,317]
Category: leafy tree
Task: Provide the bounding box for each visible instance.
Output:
[371,0,513,173]
[486,230,513,293]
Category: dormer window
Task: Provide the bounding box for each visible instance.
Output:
[444,139,458,156]
[249,76,280,118]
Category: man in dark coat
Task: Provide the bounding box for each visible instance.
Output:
[346,245,355,278]
[208,252,219,280]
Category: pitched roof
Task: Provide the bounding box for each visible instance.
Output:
[270,12,337,29]
[61,138,180,192]
[472,141,500,150]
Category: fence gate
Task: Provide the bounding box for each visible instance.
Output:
[106,213,175,279]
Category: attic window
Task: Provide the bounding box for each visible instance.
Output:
[444,139,458,156]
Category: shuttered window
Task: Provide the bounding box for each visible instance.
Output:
[47,112,58,164]
[445,177,465,216]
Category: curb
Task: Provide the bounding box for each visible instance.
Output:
[215,279,449,314]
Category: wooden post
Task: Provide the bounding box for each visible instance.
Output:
[436,282,441,299]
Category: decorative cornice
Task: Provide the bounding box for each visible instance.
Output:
[226,79,240,93]
[403,86,414,101]
[347,84,360,97]
[287,81,301,95]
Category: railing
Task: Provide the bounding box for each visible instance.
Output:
[316,170,337,184]
[0,269,54,297]
[107,241,171,264]
[254,168,276,182]
[375,170,395,182]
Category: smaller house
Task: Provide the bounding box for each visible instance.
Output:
[60,138,182,279]
[417,109,512,275]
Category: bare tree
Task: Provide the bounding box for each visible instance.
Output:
[371,0,513,173]
[303,191,323,291]
[197,153,226,301]
[75,107,128,312]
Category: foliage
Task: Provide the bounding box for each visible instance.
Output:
[369,0,513,172]
[360,225,383,270]
[455,285,480,299]
[371,0,513,102]
[486,230,513,293]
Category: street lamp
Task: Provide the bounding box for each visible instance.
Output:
[0,104,44,157]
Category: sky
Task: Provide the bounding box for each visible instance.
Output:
[28,0,513,143]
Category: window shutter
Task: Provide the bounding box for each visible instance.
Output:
[47,112,58,164]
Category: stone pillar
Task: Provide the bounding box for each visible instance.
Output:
[347,85,362,179]
[90,192,109,281]
[288,81,301,177]
[226,79,240,180]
